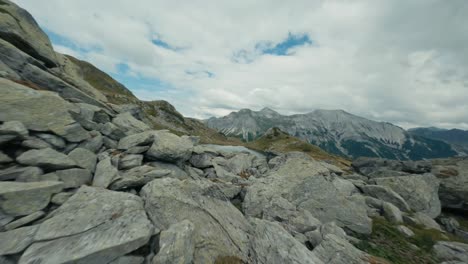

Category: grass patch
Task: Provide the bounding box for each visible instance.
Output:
[355,217,439,264]
[247,128,352,170]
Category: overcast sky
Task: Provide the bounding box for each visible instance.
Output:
[14,0,468,129]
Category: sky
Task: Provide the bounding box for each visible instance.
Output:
[13,0,468,129]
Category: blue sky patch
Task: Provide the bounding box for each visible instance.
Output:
[152,38,181,51]
[44,29,100,54]
[261,33,312,56]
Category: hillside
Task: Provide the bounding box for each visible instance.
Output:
[206,108,458,160]
[409,127,468,155]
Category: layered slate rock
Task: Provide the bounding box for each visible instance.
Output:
[141,178,251,263]
[0,181,63,216]
[372,174,441,218]
[152,220,195,264]
[244,153,372,234]
[19,186,154,264]
[313,234,369,264]
[146,131,194,163]
[249,218,323,264]
[433,241,468,263]
[0,0,58,67]
[433,159,468,211]
[17,148,77,170]
[0,79,78,136]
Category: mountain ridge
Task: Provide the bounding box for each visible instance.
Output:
[206,107,458,160]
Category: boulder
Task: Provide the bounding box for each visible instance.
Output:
[396,225,415,238]
[305,222,348,248]
[313,234,369,264]
[51,192,75,206]
[16,148,77,170]
[373,174,441,218]
[112,112,150,135]
[152,220,195,264]
[78,131,104,153]
[53,168,93,188]
[140,178,251,263]
[0,120,28,140]
[0,0,58,67]
[100,122,126,141]
[249,218,323,264]
[146,131,194,163]
[382,202,403,224]
[118,131,156,150]
[4,211,44,231]
[19,186,154,263]
[110,256,144,264]
[0,166,43,181]
[92,157,118,188]
[412,212,442,230]
[35,133,66,149]
[434,241,468,263]
[434,159,468,211]
[0,225,38,255]
[0,181,63,216]
[360,185,411,212]
[0,79,78,136]
[109,165,171,191]
[21,137,51,149]
[244,153,372,234]
[68,147,97,173]
[0,152,12,164]
[119,154,143,170]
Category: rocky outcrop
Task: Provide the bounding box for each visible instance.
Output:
[244,152,372,235]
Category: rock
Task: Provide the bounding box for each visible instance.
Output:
[78,131,104,153]
[261,196,321,234]
[373,174,441,218]
[119,154,143,170]
[0,166,43,181]
[306,222,348,248]
[313,234,368,264]
[244,153,372,234]
[189,153,215,169]
[100,122,126,140]
[21,137,51,149]
[146,131,194,163]
[19,186,154,263]
[140,178,251,263]
[54,168,93,188]
[360,185,411,212]
[50,191,75,205]
[0,181,63,216]
[68,147,97,173]
[412,212,442,230]
[0,152,12,164]
[0,0,58,67]
[0,225,39,255]
[110,256,144,264]
[440,217,460,233]
[4,211,44,231]
[435,159,468,211]
[92,157,118,188]
[61,123,90,143]
[0,120,28,140]
[103,136,118,149]
[17,148,77,170]
[117,131,156,150]
[0,79,78,136]
[249,218,323,264]
[147,162,190,180]
[35,133,66,149]
[109,165,171,190]
[152,220,195,264]
[125,146,149,154]
[382,202,403,223]
[112,112,150,135]
[434,241,468,263]
[396,225,415,237]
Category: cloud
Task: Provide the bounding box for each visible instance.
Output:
[13,0,468,129]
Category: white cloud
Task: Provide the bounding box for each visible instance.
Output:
[13,0,468,129]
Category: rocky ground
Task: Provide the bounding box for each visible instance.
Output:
[1,0,468,263]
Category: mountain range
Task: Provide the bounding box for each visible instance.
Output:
[409,127,468,155]
[206,108,460,160]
